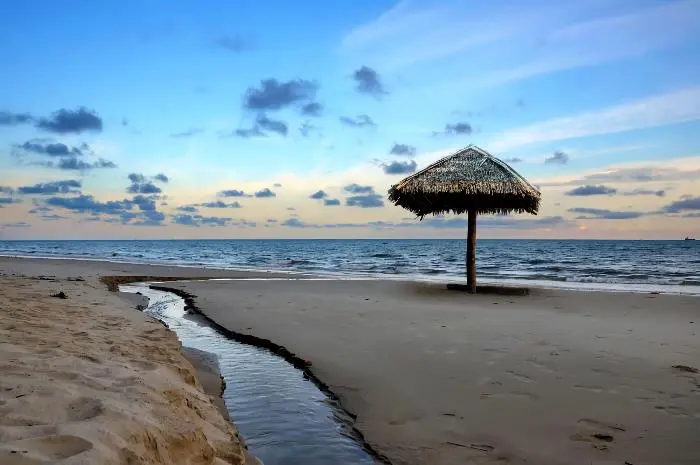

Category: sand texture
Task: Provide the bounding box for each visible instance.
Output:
[0,267,248,464]
[2,256,699,465]
[165,278,700,465]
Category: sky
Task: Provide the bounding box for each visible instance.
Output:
[1,0,699,240]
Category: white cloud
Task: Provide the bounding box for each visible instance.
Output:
[473,0,700,87]
[490,87,700,151]
[342,0,700,85]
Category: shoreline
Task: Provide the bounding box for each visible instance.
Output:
[3,252,700,296]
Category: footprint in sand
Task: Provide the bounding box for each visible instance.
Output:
[505,370,533,383]
[573,384,605,393]
[654,405,690,418]
[672,364,699,374]
[0,434,93,462]
[524,359,555,374]
[67,398,103,421]
[571,432,615,444]
[578,418,626,432]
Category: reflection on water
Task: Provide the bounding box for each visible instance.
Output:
[121,284,380,465]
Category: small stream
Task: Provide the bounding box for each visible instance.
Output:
[120,284,381,465]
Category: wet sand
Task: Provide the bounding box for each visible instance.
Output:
[1,256,699,465]
[165,279,700,465]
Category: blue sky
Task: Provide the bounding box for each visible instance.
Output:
[1,0,699,239]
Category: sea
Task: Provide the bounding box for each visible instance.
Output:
[1,239,699,295]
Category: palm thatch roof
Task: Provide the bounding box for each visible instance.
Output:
[388,145,541,218]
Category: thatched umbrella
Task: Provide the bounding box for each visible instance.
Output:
[388,145,541,293]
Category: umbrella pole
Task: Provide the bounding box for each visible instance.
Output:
[466,209,477,293]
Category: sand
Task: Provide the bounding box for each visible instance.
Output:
[0,260,249,464]
[1,256,699,465]
[164,278,700,465]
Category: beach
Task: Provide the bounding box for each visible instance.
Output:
[0,257,251,464]
[1,256,699,464]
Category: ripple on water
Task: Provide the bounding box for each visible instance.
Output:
[121,285,380,465]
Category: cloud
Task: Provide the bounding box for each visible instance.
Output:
[344,183,375,194]
[46,195,133,215]
[199,201,242,208]
[346,194,384,208]
[0,111,33,126]
[127,173,163,194]
[219,189,249,197]
[234,113,288,137]
[299,122,318,137]
[309,191,344,206]
[45,194,165,226]
[243,78,318,111]
[17,180,81,195]
[36,107,103,134]
[50,157,116,171]
[339,114,375,128]
[39,214,68,221]
[443,122,473,135]
[255,113,288,136]
[131,195,158,212]
[281,218,311,228]
[353,66,387,97]
[234,126,266,138]
[382,160,417,174]
[539,163,700,188]
[254,188,276,198]
[172,214,252,227]
[0,222,30,228]
[492,86,700,151]
[622,188,665,197]
[154,173,169,183]
[503,157,523,164]
[301,102,322,117]
[389,143,416,156]
[545,151,569,164]
[14,140,115,171]
[176,205,199,213]
[172,214,229,227]
[342,0,700,87]
[170,128,204,138]
[215,34,254,52]
[565,185,617,196]
[661,196,700,213]
[14,140,90,157]
[568,207,645,219]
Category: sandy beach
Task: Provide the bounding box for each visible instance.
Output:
[0,258,250,465]
[1,256,699,465]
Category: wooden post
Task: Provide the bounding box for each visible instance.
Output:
[466,209,477,293]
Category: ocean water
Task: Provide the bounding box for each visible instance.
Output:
[2,239,699,294]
